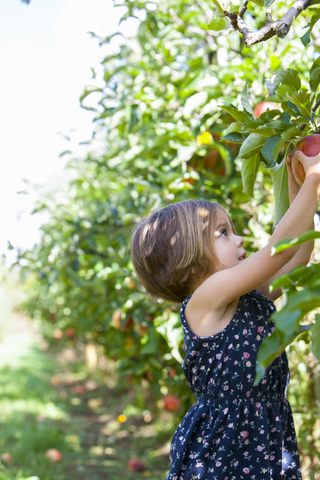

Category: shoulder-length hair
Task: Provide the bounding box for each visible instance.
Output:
[130,199,235,304]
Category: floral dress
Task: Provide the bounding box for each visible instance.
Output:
[166,290,301,480]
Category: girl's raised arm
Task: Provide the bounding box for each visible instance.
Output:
[187,151,320,336]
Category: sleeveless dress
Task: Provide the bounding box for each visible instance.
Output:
[166,290,301,480]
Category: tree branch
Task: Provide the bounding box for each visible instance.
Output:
[226,0,312,48]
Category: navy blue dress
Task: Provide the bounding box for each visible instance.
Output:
[166,290,301,480]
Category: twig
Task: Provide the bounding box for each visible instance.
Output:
[230,0,312,48]
[312,99,320,113]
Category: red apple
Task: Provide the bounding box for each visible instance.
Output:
[0,452,13,463]
[65,327,75,338]
[70,385,86,394]
[292,134,320,186]
[53,329,63,339]
[45,449,63,462]
[111,309,122,330]
[128,458,147,472]
[253,102,279,118]
[163,394,181,412]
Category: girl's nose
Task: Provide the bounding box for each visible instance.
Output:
[237,235,244,247]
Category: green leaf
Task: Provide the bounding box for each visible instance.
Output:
[300,27,311,47]
[272,69,301,93]
[239,134,266,159]
[285,89,314,118]
[271,230,320,254]
[219,102,252,124]
[222,132,244,143]
[270,158,289,226]
[251,0,264,5]
[261,135,282,165]
[79,85,103,103]
[240,155,261,197]
[264,0,277,6]
[310,67,320,92]
[208,18,228,31]
[240,84,254,116]
[311,314,320,361]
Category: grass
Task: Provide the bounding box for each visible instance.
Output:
[0,285,173,480]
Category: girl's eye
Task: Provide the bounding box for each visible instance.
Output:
[220,229,227,237]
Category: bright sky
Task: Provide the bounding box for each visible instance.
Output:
[0,0,139,264]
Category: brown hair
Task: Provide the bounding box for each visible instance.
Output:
[130,199,234,304]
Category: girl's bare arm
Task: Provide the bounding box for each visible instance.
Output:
[258,155,314,300]
[188,151,320,335]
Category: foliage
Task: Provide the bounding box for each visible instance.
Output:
[15,0,320,476]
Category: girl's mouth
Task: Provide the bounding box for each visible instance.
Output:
[239,252,246,261]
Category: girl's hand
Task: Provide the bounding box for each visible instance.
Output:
[286,154,300,203]
[295,150,320,179]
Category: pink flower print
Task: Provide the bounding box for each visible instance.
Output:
[216,461,222,467]
[203,343,208,347]
[191,350,197,356]
[257,445,264,452]
[257,326,264,333]
[234,360,239,365]
[208,358,212,364]
[200,365,205,370]
[240,431,249,439]
[287,436,292,441]
[244,451,249,456]
[270,455,275,461]
[216,353,222,360]
[243,468,250,474]
[244,340,249,345]
[275,416,280,422]
[235,334,239,339]
[243,352,250,359]
[223,385,229,391]
[224,356,228,361]
[256,402,261,409]
[228,343,233,349]
[260,430,265,434]
[223,408,229,414]
[243,329,248,335]
[228,423,234,428]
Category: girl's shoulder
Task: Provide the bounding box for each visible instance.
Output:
[180,290,275,342]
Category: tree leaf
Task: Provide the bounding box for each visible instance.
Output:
[240,155,261,197]
[239,134,266,159]
[310,67,320,92]
[208,18,228,31]
[80,86,103,104]
[272,69,301,93]
[240,84,254,116]
[311,314,320,361]
[261,135,282,165]
[271,230,320,254]
[270,158,289,226]
[219,102,252,123]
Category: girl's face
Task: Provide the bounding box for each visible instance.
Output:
[211,209,246,272]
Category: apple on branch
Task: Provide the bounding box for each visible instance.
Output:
[253,102,279,118]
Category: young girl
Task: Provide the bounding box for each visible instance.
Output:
[130,150,320,480]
